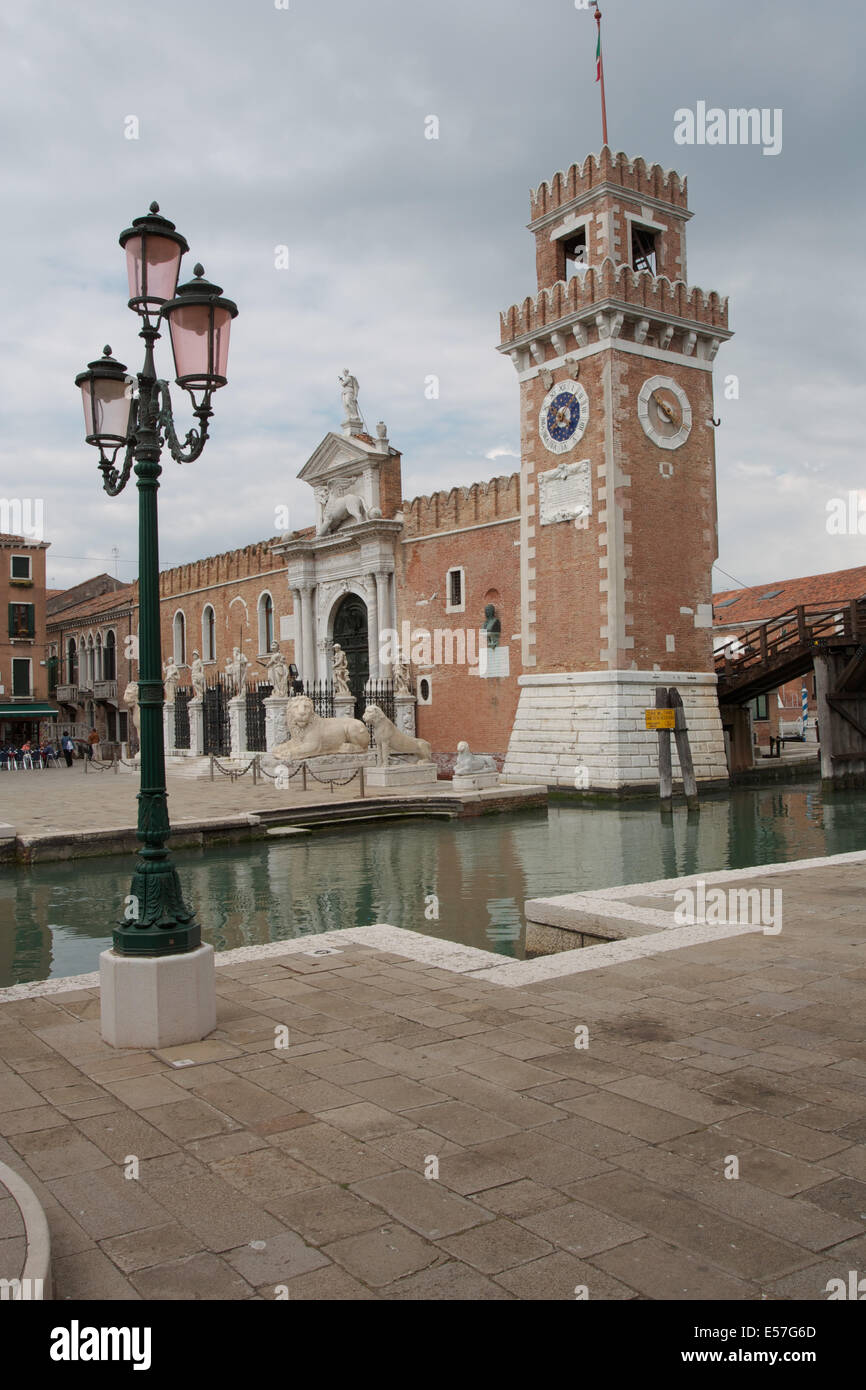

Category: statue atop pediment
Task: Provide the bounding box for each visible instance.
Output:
[339,369,364,433]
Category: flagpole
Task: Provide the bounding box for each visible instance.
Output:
[593,3,609,147]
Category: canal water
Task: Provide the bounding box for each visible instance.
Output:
[1,781,863,987]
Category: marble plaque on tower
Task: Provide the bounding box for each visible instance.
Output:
[538,458,592,526]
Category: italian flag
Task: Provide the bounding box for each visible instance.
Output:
[596,29,602,82]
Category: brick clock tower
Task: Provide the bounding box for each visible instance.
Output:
[499,148,732,791]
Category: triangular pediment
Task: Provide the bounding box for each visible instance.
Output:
[298,432,379,485]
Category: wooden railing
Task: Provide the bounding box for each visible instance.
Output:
[715,598,866,687]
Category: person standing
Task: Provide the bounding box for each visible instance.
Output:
[61,734,74,768]
[87,727,99,761]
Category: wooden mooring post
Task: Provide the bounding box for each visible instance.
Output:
[651,686,699,810]
[670,687,699,810]
[655,686,673,805]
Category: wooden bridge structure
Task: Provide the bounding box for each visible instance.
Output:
[715,595,866,785]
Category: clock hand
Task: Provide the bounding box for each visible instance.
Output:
[652,391,677,424]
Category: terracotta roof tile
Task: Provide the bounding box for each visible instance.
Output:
[714,565,866,625]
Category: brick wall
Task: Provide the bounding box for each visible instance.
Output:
[157,540,294,680]
[397,478,522,760]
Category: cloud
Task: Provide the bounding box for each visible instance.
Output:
[1,0,864,594]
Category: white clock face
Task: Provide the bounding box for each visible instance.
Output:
[637,376,692,450]
[539,379,589,455]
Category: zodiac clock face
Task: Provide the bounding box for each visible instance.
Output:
[637,375,692,450]
[539,379,589,455]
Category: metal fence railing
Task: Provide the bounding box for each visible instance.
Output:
[174,687,192,750]
[245,680,272,753]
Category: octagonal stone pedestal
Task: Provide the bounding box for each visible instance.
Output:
[365,762,438,789]
[452,771,499,792]
[100,944,216,1049]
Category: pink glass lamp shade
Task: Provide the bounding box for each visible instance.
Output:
[118,203,189,322]
[161,264,239,401]
[74,347,135,454]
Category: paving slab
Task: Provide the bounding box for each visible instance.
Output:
[0,854,864,1300]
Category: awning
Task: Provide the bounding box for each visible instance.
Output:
[0,704,60,718]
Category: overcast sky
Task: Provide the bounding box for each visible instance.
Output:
[2,0,864,594]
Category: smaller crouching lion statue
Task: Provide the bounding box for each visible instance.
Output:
[455,741,498,775]
[363,705,432,767]
[272,695,369,760]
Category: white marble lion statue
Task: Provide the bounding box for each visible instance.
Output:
[316,487,370,537]
[455,740,498,775]
[272,694,369,760]
[363,704,432,767]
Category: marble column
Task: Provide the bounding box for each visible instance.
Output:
[299,584,316,686]
[375,571,391,677]
[229,695,248,759]
[163,700,175,755]
[291,588,303,679]
[189,697,205,756]
[366,574,380,680]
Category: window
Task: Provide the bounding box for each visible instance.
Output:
[418,676,432,705]
[8,603,35,638]
[118,711,128,742]
[564,229,588,278]
[631,224,658,274]
[95,633,103,682]
[67,638,78,685]
[750,694,769,722]
[173,611,186,665]
[12,658,30,697]
[446,568,465,614]
[10,555,31,581]
[202,605,216,662]
[104,630,116,680]
[258,592,274,653]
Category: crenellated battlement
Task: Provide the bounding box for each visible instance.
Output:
[402,475,520,538]
[500,257,728,346]
[158,538,285,598]
[531,147,688,222]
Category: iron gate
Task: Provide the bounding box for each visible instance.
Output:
[174,687,192,750]
[305,680,335,719]
[245,681,272,753]
[203,678,230,756]
[364,679,396,725]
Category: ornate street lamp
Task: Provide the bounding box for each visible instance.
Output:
[74,202,238,970]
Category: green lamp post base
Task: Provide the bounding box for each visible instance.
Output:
[113,848,201,956]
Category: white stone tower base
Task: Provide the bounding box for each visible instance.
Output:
[501,670,729,792]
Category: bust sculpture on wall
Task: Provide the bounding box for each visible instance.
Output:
[483,604,501,650]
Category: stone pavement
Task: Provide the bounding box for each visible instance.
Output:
[0,857,865,1300]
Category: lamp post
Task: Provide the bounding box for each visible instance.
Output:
[74,203,237,1044]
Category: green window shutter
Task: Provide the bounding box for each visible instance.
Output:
[27,605,35,637]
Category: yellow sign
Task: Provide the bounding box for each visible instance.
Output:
[646,709,676,730]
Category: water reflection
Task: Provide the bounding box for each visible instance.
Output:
[1,781,863,987]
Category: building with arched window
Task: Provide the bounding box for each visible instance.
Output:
[172,611,186,667]
[47,579,136,750]
[257,592,274,654]
[202,604,216,663]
